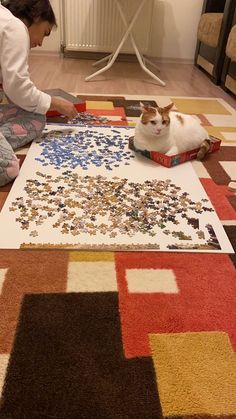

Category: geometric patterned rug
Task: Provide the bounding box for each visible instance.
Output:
[0,95,235,418]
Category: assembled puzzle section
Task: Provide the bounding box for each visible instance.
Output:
[129,136,221,167]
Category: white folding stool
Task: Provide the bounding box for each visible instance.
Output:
[85,0,166,86]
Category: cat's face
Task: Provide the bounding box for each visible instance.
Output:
[139,102,174,136]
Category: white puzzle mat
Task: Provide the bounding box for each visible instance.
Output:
[0,124,233,252]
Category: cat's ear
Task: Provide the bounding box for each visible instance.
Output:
[140,102,150,113]
[156,103,166,112]
[164,102,174,113]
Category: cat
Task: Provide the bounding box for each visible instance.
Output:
[134,102,210,160]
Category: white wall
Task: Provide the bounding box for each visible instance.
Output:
[37,0,204,62]
[149,0,204,61]
[35,0,61,52]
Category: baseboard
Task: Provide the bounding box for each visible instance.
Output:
[64,51,139,62]
[63,50,194,64]
[30,50,61,57]
[152,57,194,64]
[29,49,194,64]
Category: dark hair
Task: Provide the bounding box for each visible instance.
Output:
[3,0,57,27]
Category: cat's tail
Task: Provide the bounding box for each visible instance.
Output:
[197,139,211,160]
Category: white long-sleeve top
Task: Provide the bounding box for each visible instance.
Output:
[0,4,51,114]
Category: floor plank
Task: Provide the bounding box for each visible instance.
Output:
[29,54,236,108]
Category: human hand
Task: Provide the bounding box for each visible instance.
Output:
[50,97,78,120]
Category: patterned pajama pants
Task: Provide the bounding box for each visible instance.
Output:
[0,105,46,187]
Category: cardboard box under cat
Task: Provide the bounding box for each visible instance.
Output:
[128,135,221,168]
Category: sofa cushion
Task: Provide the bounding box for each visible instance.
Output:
[197,13,223,48]
[226,25,236,62]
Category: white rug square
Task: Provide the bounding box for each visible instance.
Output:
[126,269,179,293]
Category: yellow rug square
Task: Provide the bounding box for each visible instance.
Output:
[69,251,114,262]
[86,101,114,110]
[171,98,231,115]
[149,332,236,417]
[206,126,236,142]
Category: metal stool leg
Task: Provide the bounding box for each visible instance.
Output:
[92,53,113,67]
[85,0,146,82]
[115,0,165,86]
[143,56,161,72]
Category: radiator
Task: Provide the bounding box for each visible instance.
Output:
[62,0,154,54]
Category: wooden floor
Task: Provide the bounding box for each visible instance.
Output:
[29,54,236,108]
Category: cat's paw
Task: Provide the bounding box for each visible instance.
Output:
[166,147,178,156]
[196,149,206,160]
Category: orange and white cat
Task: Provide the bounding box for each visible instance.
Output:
[134,102,210,159]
